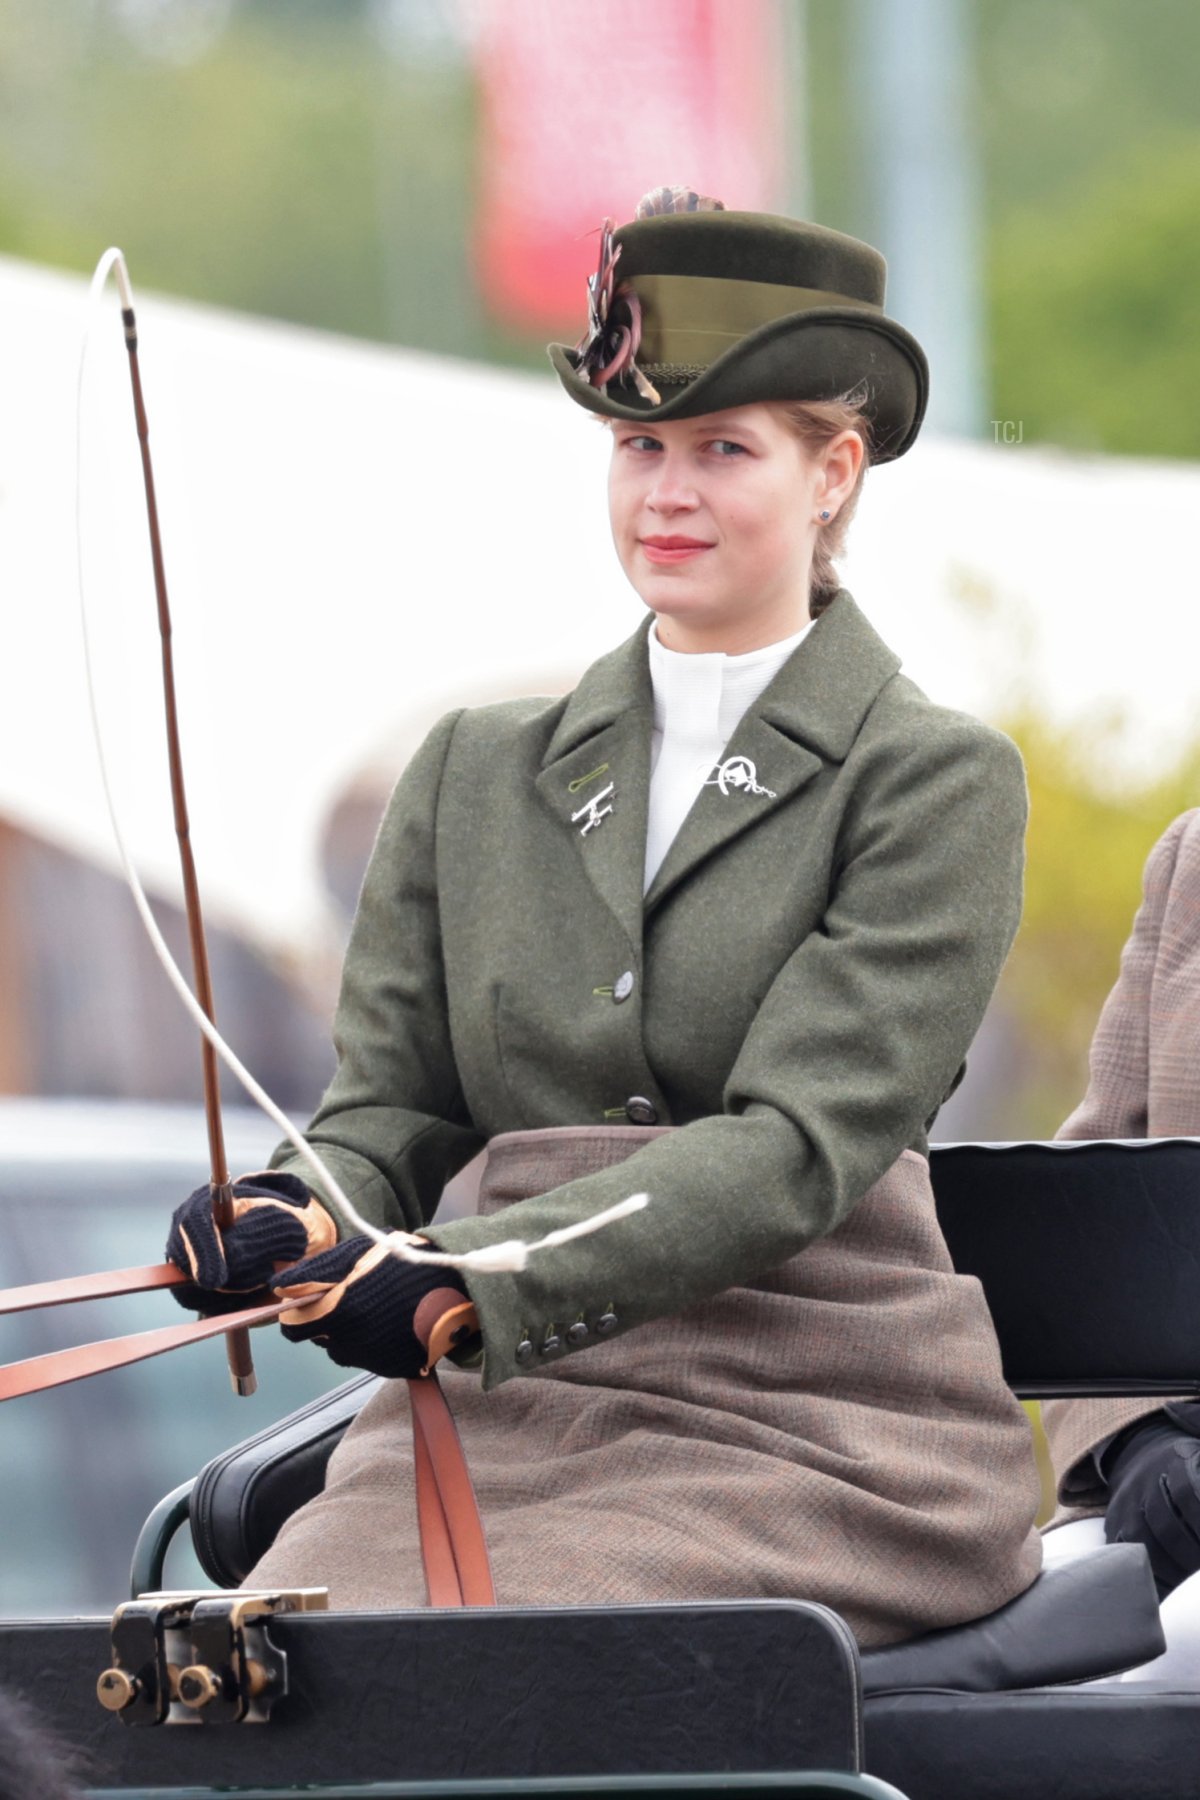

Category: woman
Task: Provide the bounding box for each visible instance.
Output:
[167,189,1043,1647]
[1042,808,1200,1597]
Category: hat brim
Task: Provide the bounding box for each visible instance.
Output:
[548,307,928,462]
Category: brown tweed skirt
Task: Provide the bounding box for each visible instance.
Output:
[246,1126,1043,1647]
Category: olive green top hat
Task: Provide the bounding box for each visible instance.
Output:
[548,194,929,461]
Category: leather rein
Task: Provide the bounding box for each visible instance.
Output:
[0,1262,494,1608]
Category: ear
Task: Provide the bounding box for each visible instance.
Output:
[821,430,865,508]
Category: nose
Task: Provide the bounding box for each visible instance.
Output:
[646,449,699,515]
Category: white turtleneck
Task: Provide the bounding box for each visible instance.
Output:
[644,617,815,891]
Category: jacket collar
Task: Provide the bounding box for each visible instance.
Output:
[541,615,655,768]
[754,587,902,760]
[536,591,902,936]
[542,590,900,768]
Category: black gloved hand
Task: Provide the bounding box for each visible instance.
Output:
[274,1234,473,1378]
[1103,1404,1200,1598]
[166,1171,336,1315]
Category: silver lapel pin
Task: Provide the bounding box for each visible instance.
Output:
[571,782,615,836]
[705,755,777,800]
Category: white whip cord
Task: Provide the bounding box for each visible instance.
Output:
[74,247,647,1277]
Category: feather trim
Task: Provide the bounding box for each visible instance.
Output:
[635,185,726,218]
[573,217,662,403]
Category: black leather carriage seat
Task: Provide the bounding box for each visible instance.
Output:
[929,1136,1200,1399]
[190,1372,383,1587]
[860,1544,1162,1692]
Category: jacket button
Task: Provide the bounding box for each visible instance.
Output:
[540,1332,564,1360]
[613,971,635,1003]
[567,1321,589,1345]
[515,1338,535,1366]
[596,1311,618,1336]
[625,1096,657,1125]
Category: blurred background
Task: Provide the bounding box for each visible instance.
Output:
[1,0,1197,1608]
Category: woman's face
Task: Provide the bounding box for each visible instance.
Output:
[606,401,854,654]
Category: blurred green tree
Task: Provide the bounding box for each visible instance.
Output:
[989,134,1200,459]
[0,0,485,353]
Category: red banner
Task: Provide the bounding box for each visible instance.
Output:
[472,0,787,336]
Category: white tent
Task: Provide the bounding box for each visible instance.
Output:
[2,254,1197,955]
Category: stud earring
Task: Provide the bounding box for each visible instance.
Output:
[819,510,832,522]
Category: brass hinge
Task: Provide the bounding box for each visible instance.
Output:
[96,1586,327,1727]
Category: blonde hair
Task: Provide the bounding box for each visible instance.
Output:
[773,385,872,618]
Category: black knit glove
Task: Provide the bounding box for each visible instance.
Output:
[1103,1403,1200,1598]
[166,1172,336,1315]
[274,1235,473,1378]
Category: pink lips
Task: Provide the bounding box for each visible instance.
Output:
[639,537,715,565]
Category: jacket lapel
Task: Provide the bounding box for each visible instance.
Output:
[535,620,655,955]
[644,591,903,915]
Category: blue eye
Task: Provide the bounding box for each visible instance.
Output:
[711,440,746,456]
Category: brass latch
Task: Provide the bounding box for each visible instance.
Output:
[97,1587,327,1727]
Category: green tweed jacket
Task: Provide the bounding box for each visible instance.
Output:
[272,590,1027,1391]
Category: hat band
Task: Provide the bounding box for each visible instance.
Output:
[630,273,879,372]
